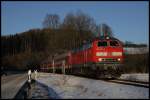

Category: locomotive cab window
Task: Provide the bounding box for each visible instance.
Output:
[97,41,107,47]
[110,41,119,46]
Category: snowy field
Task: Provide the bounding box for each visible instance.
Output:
[35,72,149,99]
[120,73,149,82]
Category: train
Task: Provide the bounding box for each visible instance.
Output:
[40,36,124,79]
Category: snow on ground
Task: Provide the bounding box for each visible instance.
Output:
[120,73,149,82]
[35,72,149,99]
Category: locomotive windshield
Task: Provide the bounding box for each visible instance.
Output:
[97,41,107,47]
[110,41,119,46]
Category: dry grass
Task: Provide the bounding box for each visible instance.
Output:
[123,53,149,73]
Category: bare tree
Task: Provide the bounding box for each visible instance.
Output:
[95,23,114,37]
[62,11,96,32]
[43,14,60,29]
[102,23,114,37]
[75,11,96,32]
[62,11,96,48]
[61,12,76,29]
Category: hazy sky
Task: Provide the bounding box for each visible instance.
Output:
[1,1,149,44]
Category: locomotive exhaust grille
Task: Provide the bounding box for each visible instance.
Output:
[102,58,118,62]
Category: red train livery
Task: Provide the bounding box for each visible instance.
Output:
[40,36,124,78]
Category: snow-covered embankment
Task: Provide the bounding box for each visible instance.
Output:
[35,73,149,99]
[120,73,149,82]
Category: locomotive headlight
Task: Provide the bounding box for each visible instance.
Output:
[96,52,107,56]
[98,58,102,61]
[106,36,109,39]
[118,58,121,61]
[112,52,122,56]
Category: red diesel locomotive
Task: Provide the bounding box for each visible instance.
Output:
[40,36,124,78]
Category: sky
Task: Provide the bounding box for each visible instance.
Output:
[1,1,149,44]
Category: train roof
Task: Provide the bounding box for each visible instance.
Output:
[94,36,124,45]
[93,36,120,41]
[82,36,121,44]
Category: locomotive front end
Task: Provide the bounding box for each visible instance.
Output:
[93,37,124,78]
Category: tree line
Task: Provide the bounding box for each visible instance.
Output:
[1,11,113,70]
[123,41,147,47]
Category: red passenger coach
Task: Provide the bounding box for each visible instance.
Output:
[40,36,124,78]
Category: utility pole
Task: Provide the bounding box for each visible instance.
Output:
[62,60,65,74]
[100,24,103,37]
[53,60,55,73]
[52,55,55,73]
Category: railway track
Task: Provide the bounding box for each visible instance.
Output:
[103,79,149,88]
[66,73,149,88]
